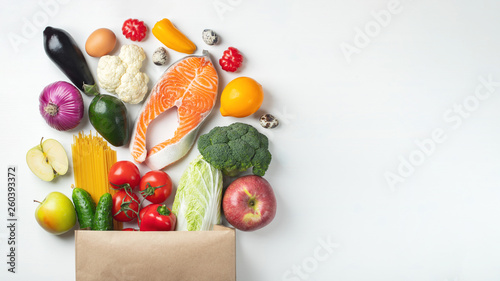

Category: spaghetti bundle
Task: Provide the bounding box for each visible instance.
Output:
[72,131,121,229]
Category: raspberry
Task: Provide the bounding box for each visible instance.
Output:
[219,47,243,72]
[122,19,147,42]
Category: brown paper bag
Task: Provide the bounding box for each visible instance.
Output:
[75,225,235,281]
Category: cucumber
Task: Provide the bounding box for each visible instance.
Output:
[91,193,113,231]
[89,94,129,147]
[72,187,96,230]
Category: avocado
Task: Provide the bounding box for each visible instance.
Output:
[89,95,129,147]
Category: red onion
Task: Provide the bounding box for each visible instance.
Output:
[39,81,84,131]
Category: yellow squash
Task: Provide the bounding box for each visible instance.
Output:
[152,18,197,54]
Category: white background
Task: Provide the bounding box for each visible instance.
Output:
[1,0,500,280]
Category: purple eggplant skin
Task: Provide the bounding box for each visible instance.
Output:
[43,26,99,96]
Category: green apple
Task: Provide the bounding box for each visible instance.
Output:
[26,138,68,181]
[34,192,76,235]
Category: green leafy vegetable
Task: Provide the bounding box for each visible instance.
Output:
[197,122,272,177]
[172,155,223,231]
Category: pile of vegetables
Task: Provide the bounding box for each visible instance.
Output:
[68,160,177,231]
[42,26,131,147]
[34,15,279,235]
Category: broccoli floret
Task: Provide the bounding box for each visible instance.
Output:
[198,122,272,177]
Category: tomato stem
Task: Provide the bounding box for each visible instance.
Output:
[110,182,132,191]
[157,205,170,216]
[139,182,166,197]
[123,186,147,228]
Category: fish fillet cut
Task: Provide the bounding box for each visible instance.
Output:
[130,51,218,170]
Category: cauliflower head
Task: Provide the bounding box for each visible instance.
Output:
[97,44,149,104]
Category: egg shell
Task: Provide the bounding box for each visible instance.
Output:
[85,28,117,57]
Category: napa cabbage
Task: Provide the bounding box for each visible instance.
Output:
[172,155,223,231]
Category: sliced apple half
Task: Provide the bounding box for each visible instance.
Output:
[26,138,68,181]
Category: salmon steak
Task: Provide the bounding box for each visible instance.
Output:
[130,51,218,170]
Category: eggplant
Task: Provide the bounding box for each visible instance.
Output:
[43,26,99,96]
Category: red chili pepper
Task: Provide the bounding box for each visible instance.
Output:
[219,47,243,72]
[139,204,176,231]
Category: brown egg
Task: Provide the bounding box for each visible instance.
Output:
[85,28,117,57]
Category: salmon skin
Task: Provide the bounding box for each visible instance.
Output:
[130,50,218,170]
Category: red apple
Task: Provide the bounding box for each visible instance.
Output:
[222,175,277,231]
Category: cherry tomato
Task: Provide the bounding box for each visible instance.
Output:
[112,190,140,222]
[108,161,141,191]
[139,171,173,204]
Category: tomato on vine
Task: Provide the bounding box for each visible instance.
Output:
[112,190,140,222]
[108,161,141,191]
[139,170,173,204]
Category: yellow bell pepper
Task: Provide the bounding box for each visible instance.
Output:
[152,18,197,54]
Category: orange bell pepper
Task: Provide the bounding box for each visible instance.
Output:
[152,18,197,54]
